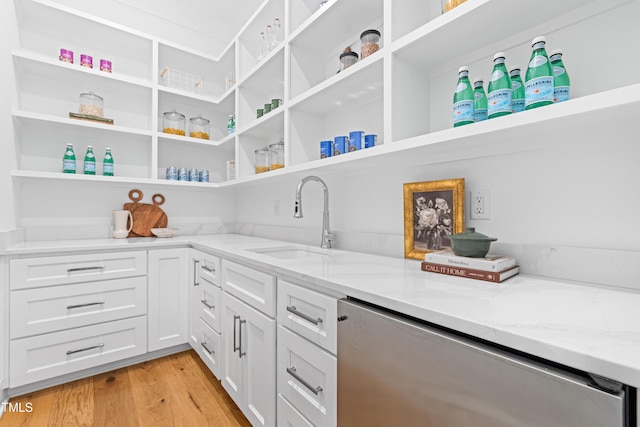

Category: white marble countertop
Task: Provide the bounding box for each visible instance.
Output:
[4,234,640,389]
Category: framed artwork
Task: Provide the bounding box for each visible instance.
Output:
[403,178,465,260]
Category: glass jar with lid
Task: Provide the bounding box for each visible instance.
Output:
[268,141,284,170]
[163,109,186,136]
[360,29,381,59]
[189,115,210,139]
[339,51,359,71]
[79,92,104,117]
[255,147,270,174]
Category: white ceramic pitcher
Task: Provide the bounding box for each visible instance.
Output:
[112,210,133,239]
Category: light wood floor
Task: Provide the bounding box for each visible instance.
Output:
[1,350,251,427]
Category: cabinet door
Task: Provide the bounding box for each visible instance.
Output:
[188,249,203,350]
[148,248,189,352]
[221,291,244,406]
[243,301,276,427]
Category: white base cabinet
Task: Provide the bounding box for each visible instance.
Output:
[221,290,276,427]
[147,248,189,352]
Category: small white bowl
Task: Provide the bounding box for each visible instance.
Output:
[151,228,179,238]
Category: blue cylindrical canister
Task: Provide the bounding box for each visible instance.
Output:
[199,169,209,182]
[320,140,333,158]
[349,131,364,151]
[333,136,348,156]
[364,134,377,148]
[188,168,199,181]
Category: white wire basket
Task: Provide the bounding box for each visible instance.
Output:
[160,66,203,95]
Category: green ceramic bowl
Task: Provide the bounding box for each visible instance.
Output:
[450,227,497,258]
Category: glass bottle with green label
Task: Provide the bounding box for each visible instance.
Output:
[525,36,554,110]
[550,49,570,103]
[487,52,512,119]
[103,147,114,176]
[473,78,488,122]
[227,114,236,134]
[453,66,474,127]
[62,143,76,174]
[83,145,96,175]
[510,66,525,113]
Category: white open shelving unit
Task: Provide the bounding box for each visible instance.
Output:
[10,0,640,190]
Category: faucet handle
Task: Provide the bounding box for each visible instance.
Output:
[323,232,337,248]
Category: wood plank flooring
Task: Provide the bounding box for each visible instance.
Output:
[1,350,251,427]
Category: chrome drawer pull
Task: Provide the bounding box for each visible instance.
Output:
[66,266,105,273]
[201,299,215,310]
[201,265,216,273]
[239,319,246,358]
[286,366,323,395]
[286,305,323,325]
[66,343,104,355]
[66,301,105,310]
[233,315,240,353]
[201,341,214,355]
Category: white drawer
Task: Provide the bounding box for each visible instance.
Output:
[199,253,221,286]
[194,278,221,333]
[10,276,147,339]
[10,251,147,290]
[278,394,314,427]
[10,316,147,387]
[277,326,336,427]
[194,317,221,380]
[278,280,338,354]
[221,259,276,317]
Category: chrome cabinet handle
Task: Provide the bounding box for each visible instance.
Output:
[66,301,105,310]
[201,265,216,273]
[66,266,105,273]
[194,260,200,286]
[66,343,104,355]
[286,305,323,325]
[233,315,240,353]
[286,366,323,395]
[201,341,214,355]
[201,299,214,310]
[239,319,246,358]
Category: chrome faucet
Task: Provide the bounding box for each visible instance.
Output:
[294,176,336,248]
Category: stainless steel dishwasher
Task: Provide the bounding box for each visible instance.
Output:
[337,298,634,427]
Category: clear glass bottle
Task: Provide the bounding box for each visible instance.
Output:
[63,143,76,174]
[273,18,284,43]
[473,78,488,122]
[510,66,526,113]
[525,36,554,110]
[265,24,277,50]
[487,52,512,119]
[163,109,186,136]
[227,114,236,135]
[453,66,474,127]
[83,145,96,175]
[103,148,114,176]
[257,32,268,60]
[550,49,570,103]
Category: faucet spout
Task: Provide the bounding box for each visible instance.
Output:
[294,176,336,248]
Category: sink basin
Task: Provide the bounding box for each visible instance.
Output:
[249,246,329,260]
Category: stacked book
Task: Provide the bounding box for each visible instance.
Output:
[421,250,519,283]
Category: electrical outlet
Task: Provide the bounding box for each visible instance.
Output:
[470,190,491,220]
[273,200,280,216]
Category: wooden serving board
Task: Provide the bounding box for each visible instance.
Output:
[123,189,168,237]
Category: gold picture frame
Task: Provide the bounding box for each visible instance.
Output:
[403,178,465,260]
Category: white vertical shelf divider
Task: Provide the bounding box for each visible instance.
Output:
[151,40,160,181]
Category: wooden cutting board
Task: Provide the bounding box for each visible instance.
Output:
[123,189,168,237]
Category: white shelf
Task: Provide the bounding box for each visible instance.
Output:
[157,132,233,148]
[13,110,152,137]
[11,170,219,189]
